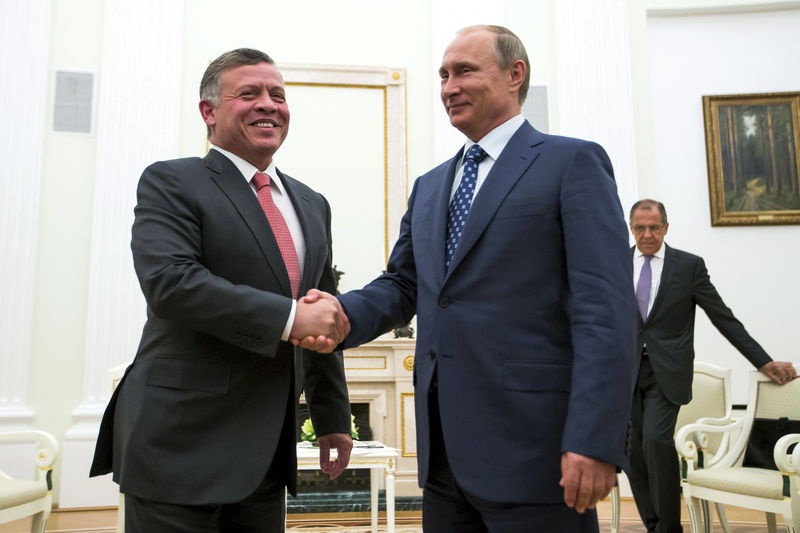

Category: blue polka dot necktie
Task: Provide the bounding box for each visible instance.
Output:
[446,144,487,269]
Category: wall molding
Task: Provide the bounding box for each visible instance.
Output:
[648,1,800,17]
[279,63,408,261]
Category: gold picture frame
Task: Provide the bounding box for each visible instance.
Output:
[703,91,800,225]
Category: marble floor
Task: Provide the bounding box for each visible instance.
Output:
[0,500,788,532]
[286,516,786,532]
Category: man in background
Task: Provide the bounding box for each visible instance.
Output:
[299,25,636,532]
[625,198,797,533]
[90,48,352,532]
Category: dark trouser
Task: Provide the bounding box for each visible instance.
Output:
[124,465,286,533]
[625,356,683,533]
[422,373,599,533]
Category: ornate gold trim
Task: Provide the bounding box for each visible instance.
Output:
[383,87,389,261]
[400,392,417,457]
[287,81,392,262]
[343,355,387,371]
[402,355,415,372]
[297,460,392,467]
[702,91,800,226]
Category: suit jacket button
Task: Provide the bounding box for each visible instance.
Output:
[438,298,449,308]
[428,349,436,359]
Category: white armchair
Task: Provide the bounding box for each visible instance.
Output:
[610,361,733,533]
[677,365,800,533]
[0,430,59,533]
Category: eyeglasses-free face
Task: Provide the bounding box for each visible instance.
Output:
[630,208,668,255]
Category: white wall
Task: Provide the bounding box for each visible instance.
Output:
[646,7,800,403]
[4,0,797,507]
[24,0,106,500]
[9,0,527,505]
[179,0,437,178]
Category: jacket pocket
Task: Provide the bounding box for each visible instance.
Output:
[146,356,231,394]
[503,361,571,392]
[493,197,549,220]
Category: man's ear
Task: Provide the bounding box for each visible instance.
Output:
[199,99,216,127]
[508,59,526,91]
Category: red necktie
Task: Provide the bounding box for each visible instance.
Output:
[251,172,301,298]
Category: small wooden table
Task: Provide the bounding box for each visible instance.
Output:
[296,441,399,533]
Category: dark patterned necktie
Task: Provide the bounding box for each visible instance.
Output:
[446,144,487,268]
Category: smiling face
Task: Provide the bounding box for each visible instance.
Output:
[439,29,524,141]
[199,62,289,169]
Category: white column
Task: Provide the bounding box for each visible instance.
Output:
[553,0,640,213]
[59,0,184,508]
[0,1,51,430]
[431,0,505,163]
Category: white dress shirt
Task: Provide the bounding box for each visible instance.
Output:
[211,146,303,340]
[449,114,526,201]
[632,242,666,317]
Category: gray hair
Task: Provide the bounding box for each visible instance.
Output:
[630,199,668,225]
[458,25,531,105]
[200,48,275,138]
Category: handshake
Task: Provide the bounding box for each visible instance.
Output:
[289,289,350,353]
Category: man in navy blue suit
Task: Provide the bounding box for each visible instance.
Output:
[296,25,636,532]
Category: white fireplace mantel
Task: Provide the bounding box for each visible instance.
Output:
[340,336,418,496]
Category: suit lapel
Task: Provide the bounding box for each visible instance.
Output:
[205,150,292,296]
[647,244,677,323]
[444,122,544,280]
[278,169,322,296]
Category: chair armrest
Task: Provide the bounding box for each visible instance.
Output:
[694,415,734,426]
[0,430,59,469]
[773,433,800,473]
[675,418,743,462]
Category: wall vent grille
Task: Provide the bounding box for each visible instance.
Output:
[53,71,93,133]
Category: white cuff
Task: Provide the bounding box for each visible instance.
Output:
[281,299,297,341]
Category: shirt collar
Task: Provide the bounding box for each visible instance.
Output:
[210,145,286,195]
[460,114,525,165]
[635,242,666,260]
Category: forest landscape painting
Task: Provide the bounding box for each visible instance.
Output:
[703,92,800,225]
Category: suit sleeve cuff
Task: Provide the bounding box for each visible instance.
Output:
[281,299,297,341]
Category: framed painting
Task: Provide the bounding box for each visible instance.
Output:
[703,91,800,225]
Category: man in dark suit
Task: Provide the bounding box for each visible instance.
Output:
[624,199,797,533]
[90,48,353,533]
[297,26,636,532]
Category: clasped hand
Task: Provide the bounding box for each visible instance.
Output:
[289,289,349,353]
